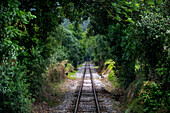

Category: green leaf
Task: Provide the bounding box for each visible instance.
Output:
[148,1,154,5]
[126,18,134,23]
[136,3,140,7]
[115,14,122,21]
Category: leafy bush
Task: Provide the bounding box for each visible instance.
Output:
[105,59,116,71]
[103,59,120,87]
[0,1,35,111]
[108,71,120,88]
[0,61,32,112]
[139,81,163,112]
[155,59,170,111]
[61,60,75,73]
[105,24,136,88]
[46,63,65,83]
[25,46,46,97]
[61,29,82,67]
[65,63,74,73]
[134,10,169,78]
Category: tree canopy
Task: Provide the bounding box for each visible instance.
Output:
[0,0,169,112]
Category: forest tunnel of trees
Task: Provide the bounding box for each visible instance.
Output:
[0,0,169,112]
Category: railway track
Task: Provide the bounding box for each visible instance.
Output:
[74,62,100,113]
[57,62,117,113]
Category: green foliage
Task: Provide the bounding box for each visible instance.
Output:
[139,81,163,112]
[0,0,169,112]
[105,24,136,88]
[79,1,169,112]
[131,3,169,112]
[26,46,46,97]
[46,27,64,56]
[125,99,143,113]
[0,0,87,112]
[88,35,108,62]
[65,63,74,73]
[0,61,32,112]
[49,46,69,63]
[68,70,77,79]
[108,71,120,88]
[135,62,141,72]
[105,59,116,71]
[45,25,86,67]
[155,58,170,111]
[104,59,120,87]
[134,11,169,74]
[67,23,83,40]
[86,24,136,88]
[0,0,36,111]
[62,29,81,67]
[67,23,87,63]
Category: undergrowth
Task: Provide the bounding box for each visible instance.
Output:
[104,59,120,88]
[125,99,143,113]
[108,71,120,88]
[68,70,77,79]
[35,61,75,108]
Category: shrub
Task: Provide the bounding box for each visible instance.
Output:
[104,59,120,87]
[25,46,46,97]
[0,61,32,112]
[108,71,120,88]
[139,81,163,112]
[47,63,65,83]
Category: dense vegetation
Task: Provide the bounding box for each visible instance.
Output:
[0,0,169,112]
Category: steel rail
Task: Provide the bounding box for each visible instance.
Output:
[89,64,101,113]
[74,62,87,113]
